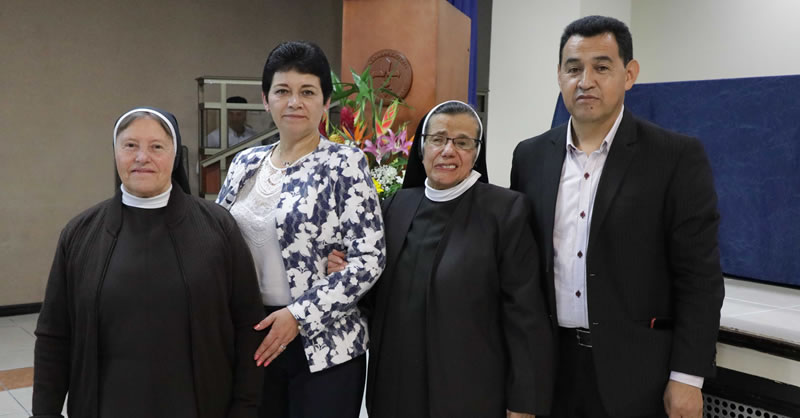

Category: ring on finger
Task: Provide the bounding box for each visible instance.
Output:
[279,344,287,351]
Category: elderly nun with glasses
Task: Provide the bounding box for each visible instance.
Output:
[32,107,265,418]
[328,100,555,418]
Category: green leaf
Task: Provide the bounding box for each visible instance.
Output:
[390,156,408,169]
[330,70,342,86]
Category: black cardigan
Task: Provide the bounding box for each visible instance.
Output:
[33,184,265,418]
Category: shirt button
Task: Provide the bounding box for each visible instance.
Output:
[584,172,590,179]
[577,251,583,258]
[576,290,582,297]
[580,211,586,218]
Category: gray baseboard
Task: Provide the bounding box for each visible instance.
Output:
[0,302,42,317]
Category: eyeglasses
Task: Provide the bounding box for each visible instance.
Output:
[422,134,481,151]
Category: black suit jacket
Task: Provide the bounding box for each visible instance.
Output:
[510,110,724,416]
[363,182,554,417]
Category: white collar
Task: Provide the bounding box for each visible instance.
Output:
[424,170,482,202]
[121,184,172,209]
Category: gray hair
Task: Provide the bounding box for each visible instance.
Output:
[113,109,176,150]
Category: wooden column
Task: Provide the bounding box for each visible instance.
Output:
[341,0,471,133]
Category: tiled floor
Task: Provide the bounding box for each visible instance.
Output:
[0,314,36,417]
[2,277,796,417]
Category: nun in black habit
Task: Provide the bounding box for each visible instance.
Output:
[329,100,555,417]
[32,107,265,418]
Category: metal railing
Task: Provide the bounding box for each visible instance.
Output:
[197,76,344,199]
[199,127,280,201]
[197,76,268,199]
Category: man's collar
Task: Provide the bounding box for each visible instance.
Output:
[566,105,626,153]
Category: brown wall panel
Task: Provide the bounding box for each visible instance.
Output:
[341,0,469,134]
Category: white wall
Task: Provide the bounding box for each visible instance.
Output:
[487,0,580,187]
[632,0,800,83]
[487,0,630,187]
[488,0,800,186]
[581,0,630,24]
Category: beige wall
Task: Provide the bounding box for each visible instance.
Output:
[0,0,342,306]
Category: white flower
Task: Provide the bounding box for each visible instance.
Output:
[370,165,399,186]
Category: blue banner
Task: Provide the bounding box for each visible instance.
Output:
[447,0,478,106]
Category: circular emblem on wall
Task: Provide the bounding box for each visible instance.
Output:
[365,49,413,101]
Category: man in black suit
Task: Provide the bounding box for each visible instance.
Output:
[510,15,724,418]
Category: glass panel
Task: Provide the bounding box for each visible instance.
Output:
[202,109,221,150]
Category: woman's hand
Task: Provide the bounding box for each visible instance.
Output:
[326,249,348,274]
[507,411,535,418]
[253,308,300,367]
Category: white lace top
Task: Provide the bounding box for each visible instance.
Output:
[229,152,293,306]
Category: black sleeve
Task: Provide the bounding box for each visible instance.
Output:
[499,194,555,415]
[32,229,71,418]
[225,219,266,418]
[510,142,523,192]
[665,138,725,377]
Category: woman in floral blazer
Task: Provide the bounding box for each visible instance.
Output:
[217,41,385,418]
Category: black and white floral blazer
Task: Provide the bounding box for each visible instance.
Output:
[217,138,386,372]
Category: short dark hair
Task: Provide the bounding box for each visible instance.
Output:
[227,96,247,104]
[559,15,633,66]
[262,41,333,102]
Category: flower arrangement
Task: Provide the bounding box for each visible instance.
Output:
[320,67,413,199]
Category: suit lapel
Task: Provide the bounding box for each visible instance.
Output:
[589,110,639,245]
[538,129,567,324]
[541,127,568,271]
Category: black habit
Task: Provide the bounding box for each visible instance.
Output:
[98,206,196,417]
[364,182,555,417]
[33,185,265,418]
[370,197,458,417]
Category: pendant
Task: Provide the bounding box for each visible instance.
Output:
[267,170,283,186]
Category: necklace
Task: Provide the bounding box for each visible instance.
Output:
[274,137,320,168]
[275,145,293,167]
[256,150,286,196]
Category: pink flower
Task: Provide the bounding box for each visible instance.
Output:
[392,130,413,157]
[363,131,396,163]
[364,129,413,163]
